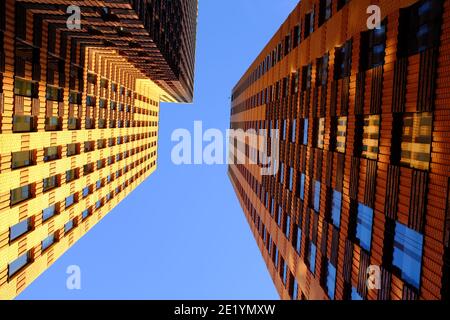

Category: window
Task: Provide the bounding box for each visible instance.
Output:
[100,78,108,88]
[292,278,299,300]
[43,175,58,192]
[356,203,374,252]
[10,218,32,242]
[295,226,302,254]
[302,119,309,145]
[277,206,283,227]
[66,169,79,182]
[46,85,63,101]
[42,204,57,222]
[327,262,337,299]
[304,8,315,38]
[315,118,325,149]
[336,117,347,153]
[288,167,294,191]
[281,259,288,285]
[14,77,38,97]
[309,243,317,274]
[398,0,443,57]
[393,223,424,289]
[10,184,32,206]
[291,119,297,143]
[331,190,342,228]
[400,112,432,170]
[319,0,332,27]
[82,186,90,197]
[8,252,31,278]
[65,194,76,208]
[273,245,279,267]
[44,146,59,162]
[351,287,363,300]
[87,72,97,84]
[293,24,301,48]
[11,150,34,169]
[13,115,37,133]
[360,22,387,70]
[84,141,95,152]
[334,40,352,80]
[69,91,81,104]
[82,209,90,220]
[279,162,284,184]
[284,215,291,239]
[313,181,321,212]
[316,54,329,87]
[86,95,96,107]
[298,173,306,200]
[301,64,312,91]
[41,234,56,252]
[67,143,80,157]
[96,180,103,190]
[362,115,380,160]
[281,120,287,141]
[65,219,75,233]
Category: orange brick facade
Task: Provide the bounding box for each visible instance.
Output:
[229,0,449,300]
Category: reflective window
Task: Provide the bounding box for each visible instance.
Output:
[356,204,374,251]
[331,190,342,228]
[393,222,424,289]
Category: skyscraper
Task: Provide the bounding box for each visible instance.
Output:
[0,0,197,299]
[229,0,449,300]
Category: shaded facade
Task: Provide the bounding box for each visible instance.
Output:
[229,0,449,300]
[0,0,197,299]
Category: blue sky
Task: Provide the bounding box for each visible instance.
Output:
[18,0,299,299]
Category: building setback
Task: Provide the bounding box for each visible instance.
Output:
[228,0,449,300]
[0,0,197,299]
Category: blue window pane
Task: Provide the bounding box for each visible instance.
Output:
[65,220,74,233]
[10,219,31,241]
[292,279,298,300]
[65,194,75,208]
[282,261,288,285]
[277,206,282,226]
[351,287,363,300]
[393,222,424,289]
[296,227,302,254]
[331,191,342,228]
[291,119,297,143]
[285,215,291,239]
[299,173,305,200]
[274,247,279,267]
[309,243,317,274]
[42,205,56,222]
[96,200,101,209]
[289,167,294,191]
[280,163,284,184]
[270,198,275,217]
[356,204,374,251]
[82,209,89,220]
[82,187,89,197]
[327,262,337,300]
[41,234,55,251]
[303,119,309,145]
[96,180,102,189]
[8,252,30,277]
[314,181,321,212]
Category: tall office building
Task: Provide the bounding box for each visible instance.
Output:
[0,0,197,299]
[229,0,449,300]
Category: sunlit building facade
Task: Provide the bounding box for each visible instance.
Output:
[229,0,449,300]
[0,0,197,299]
